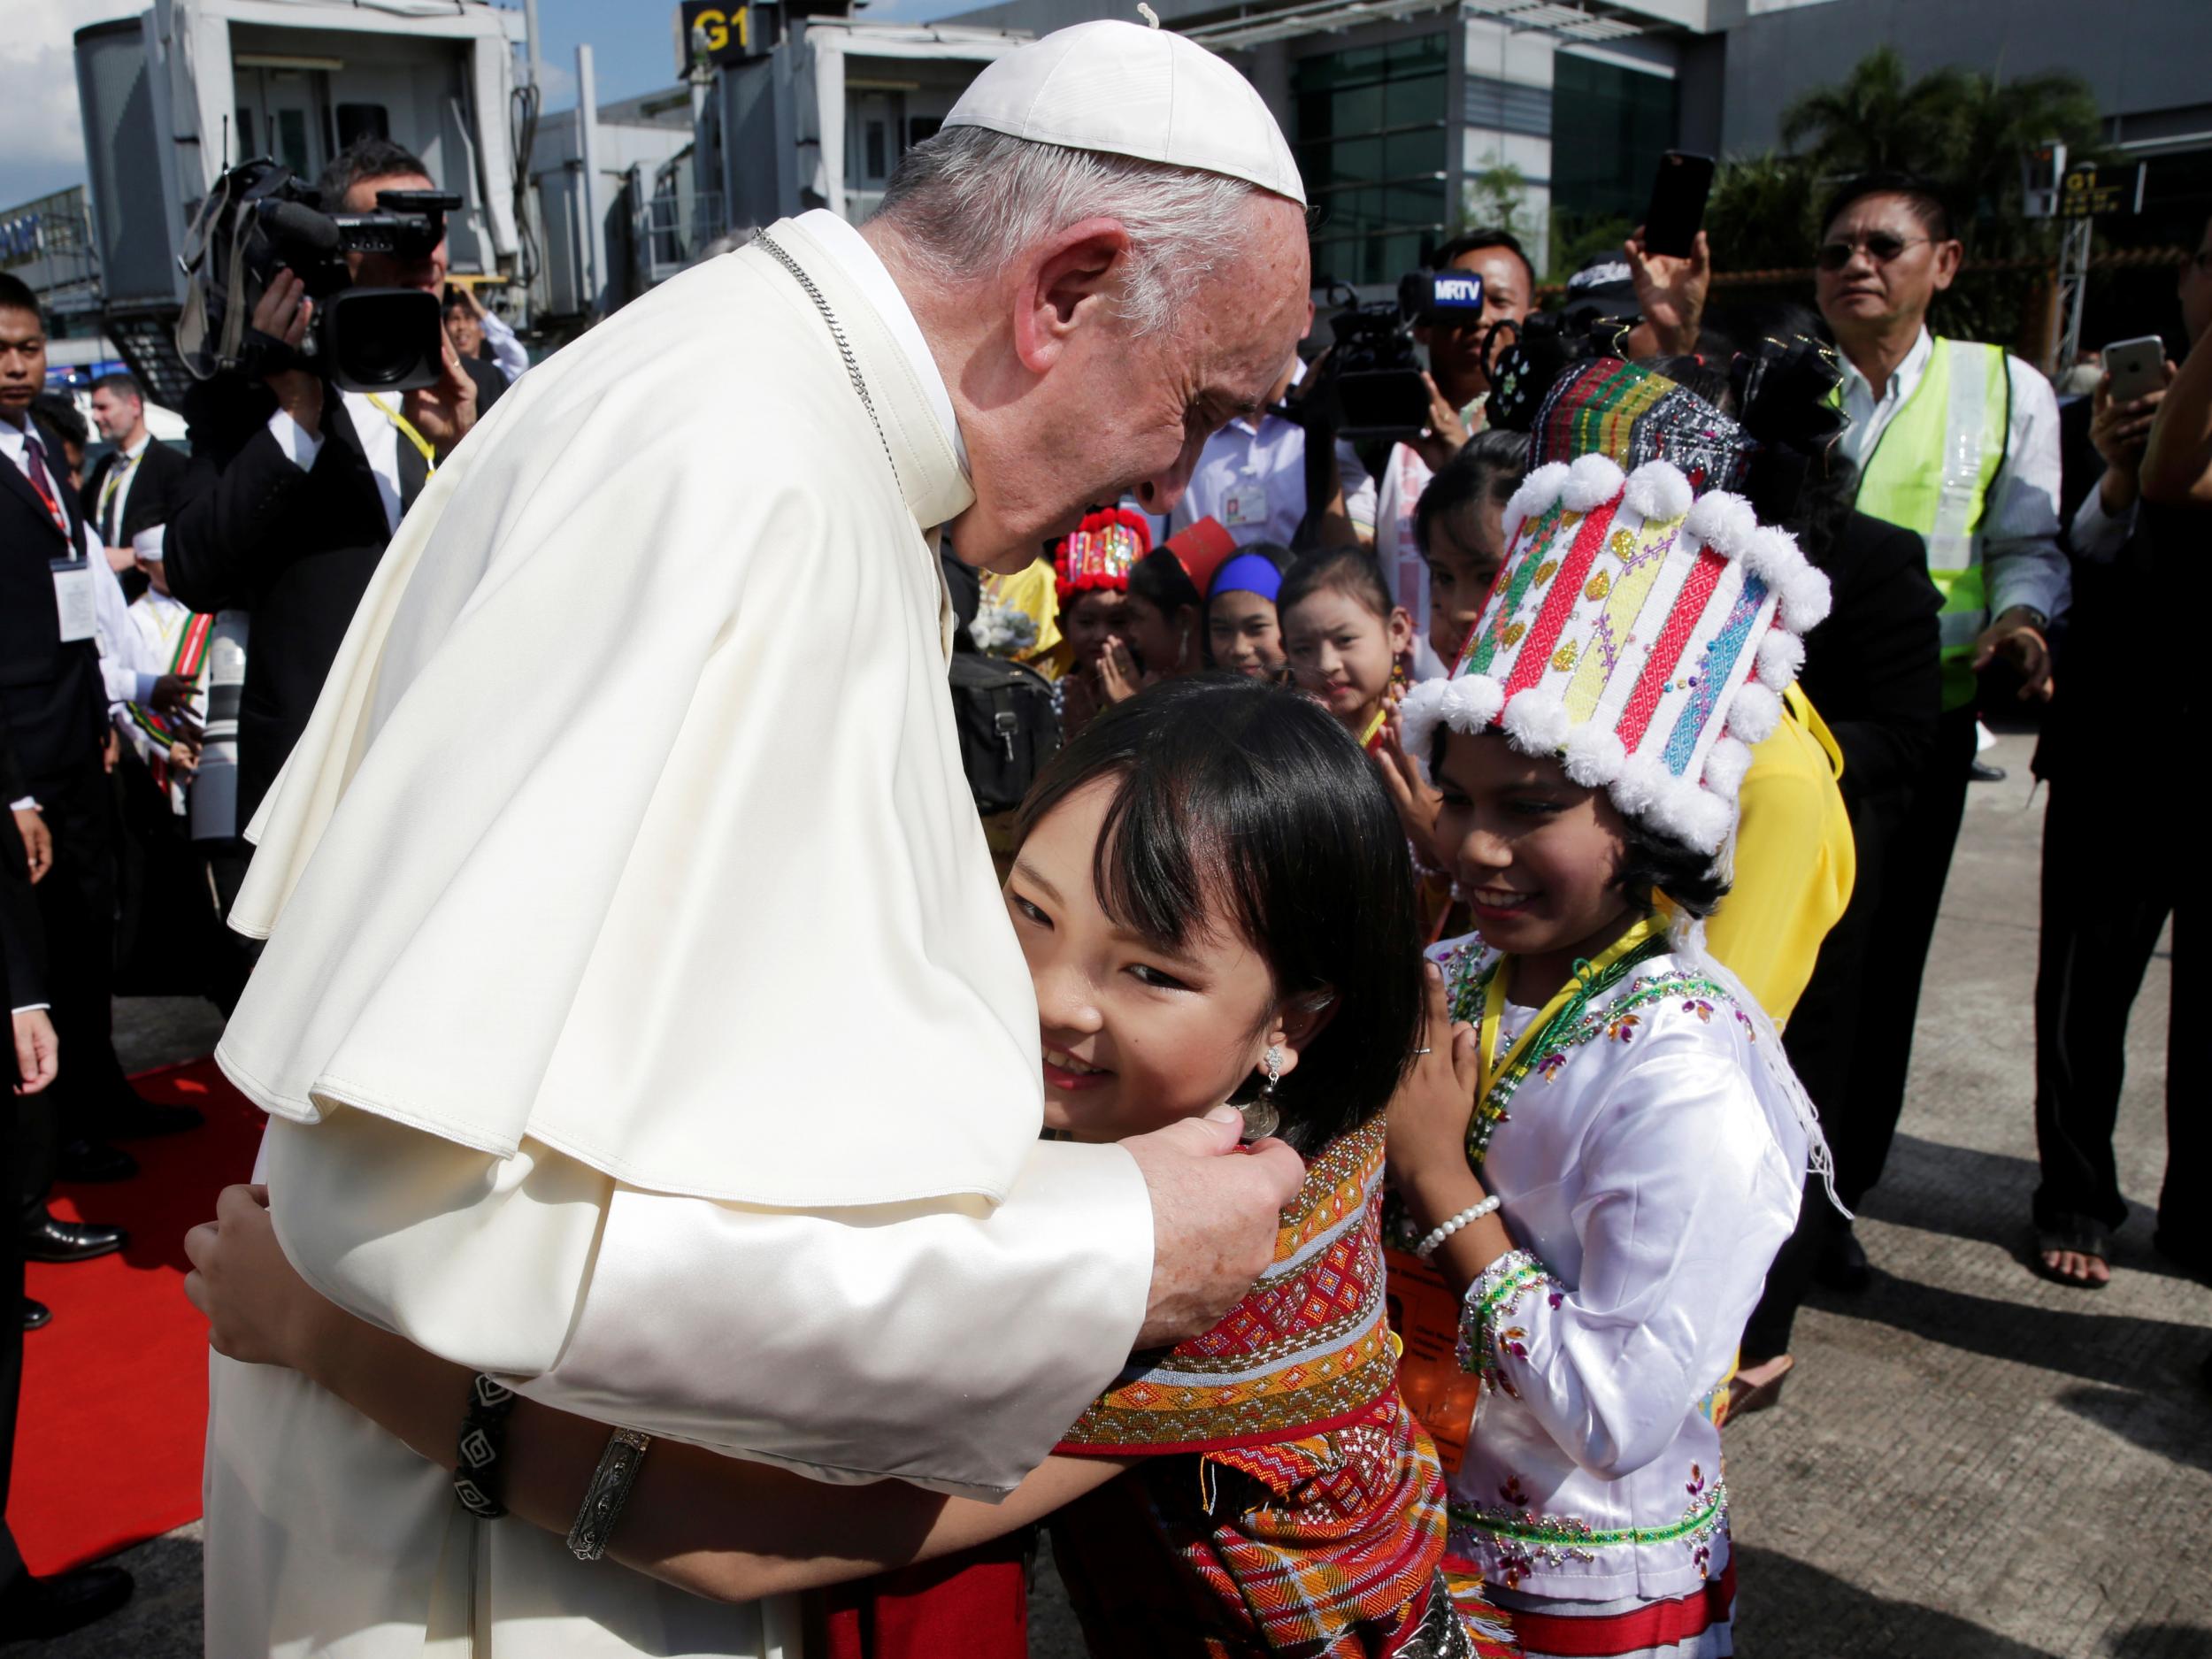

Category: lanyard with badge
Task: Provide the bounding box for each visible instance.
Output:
[21,439,99,644]
[364,394,438,477]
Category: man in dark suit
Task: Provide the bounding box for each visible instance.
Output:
[1,724,134,1640]
[1,274,158,1267]
[82,373,190,604]
[166,136,505,828]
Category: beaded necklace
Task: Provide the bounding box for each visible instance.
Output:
[1453,911,1671,1167]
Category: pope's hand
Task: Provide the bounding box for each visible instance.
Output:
[184,1184,341,1377]
[1125,1105,1303,1349]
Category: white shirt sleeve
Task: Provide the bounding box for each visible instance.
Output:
[264,1110,1154,1498]
[477,309,531,383]
[2068,475,2135,563]
[1983,357,2072,622]
[89,543,160,705]
[267,406,326,471]
[1459,1026,1797,1482]
[1336,435,1377,539]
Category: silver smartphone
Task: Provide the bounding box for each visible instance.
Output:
[2104,335,2165,403]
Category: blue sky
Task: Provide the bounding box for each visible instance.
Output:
[0,0,964,211]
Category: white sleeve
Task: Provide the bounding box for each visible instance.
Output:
[266,407,326,471]
[1336,434,1377,537]
[264,1110,1154,1499]
[478,309,530,382]
[90,553,158,705]
[2067,476,2134,563]
[1983,357,2071,622]
[1457,1025,1799,1482]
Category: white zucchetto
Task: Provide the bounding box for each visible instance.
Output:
[943,19,1306,207]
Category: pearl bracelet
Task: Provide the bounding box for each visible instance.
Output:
[1414,1194,1502,1259]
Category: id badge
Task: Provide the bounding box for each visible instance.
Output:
[1222,489,1268,529]
[50,559,96,643]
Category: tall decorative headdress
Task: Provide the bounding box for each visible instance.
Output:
[1399,357,1832,856]
[1055,507,1149,597]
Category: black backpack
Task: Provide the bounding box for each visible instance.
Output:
[948,652,1061,815]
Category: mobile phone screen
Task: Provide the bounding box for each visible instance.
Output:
[1643,152,1715,259]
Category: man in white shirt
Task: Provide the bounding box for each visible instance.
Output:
[1168,327,1374,551]
[1811,170,2071,1286]
[444,286,531,383]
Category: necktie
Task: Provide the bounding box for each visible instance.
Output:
[101,451,137,544]
[20,432,68,534]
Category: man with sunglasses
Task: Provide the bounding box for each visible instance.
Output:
[1809,170,2069,1289]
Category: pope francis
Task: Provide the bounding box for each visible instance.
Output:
[198,19,1317,1658]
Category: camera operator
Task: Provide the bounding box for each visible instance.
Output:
[1168,306,1375,552]
[1373,228,1533,659]
[165,138,506,828]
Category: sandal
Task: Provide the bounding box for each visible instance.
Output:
[2032,1217,2112,1289]
[1724,1354,1793,1421]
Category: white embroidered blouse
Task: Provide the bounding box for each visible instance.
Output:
[1425,931,1808,1605]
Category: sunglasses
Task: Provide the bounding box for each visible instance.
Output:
[1816,232,1932,271]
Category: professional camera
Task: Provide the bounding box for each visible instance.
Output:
[177,157,460,394]
[1308,271,1487,441]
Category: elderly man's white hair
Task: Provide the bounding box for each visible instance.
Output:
[872,126,1275,337]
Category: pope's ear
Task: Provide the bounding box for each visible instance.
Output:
[1012,217,1131,372]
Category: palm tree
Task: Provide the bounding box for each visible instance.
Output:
[1778,47,1969,181]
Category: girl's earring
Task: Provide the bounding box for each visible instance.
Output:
[1240,1046,1283,1143]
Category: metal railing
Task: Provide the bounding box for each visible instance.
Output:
[637,190,728,284]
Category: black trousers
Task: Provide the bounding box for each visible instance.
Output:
[1829,706,1978,1208]
[13,759,128,1217]
[1742,777,1910,1362]
[2,982,28,1591]
[2032,781,2204,1248]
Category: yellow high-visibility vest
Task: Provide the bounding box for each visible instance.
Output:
[1851,337,2011,710]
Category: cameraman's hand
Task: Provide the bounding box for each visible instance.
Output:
[1412,373,1471,473]
[405,331,480,458]
[255,270,323,438]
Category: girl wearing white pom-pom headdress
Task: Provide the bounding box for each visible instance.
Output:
[1385,355,1837,1658]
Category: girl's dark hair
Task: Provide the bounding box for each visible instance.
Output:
[1430,729,1732,918]
[1201,541,1292,669]
[1016,674,1424,1151]
[1413,430,1528,557]
[1277,545,1394,626]
[1126,548,1202,619]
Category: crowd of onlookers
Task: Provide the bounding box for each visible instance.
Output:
[4,132,2208,1636]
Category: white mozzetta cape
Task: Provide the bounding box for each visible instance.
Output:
[202,220,1154,1656]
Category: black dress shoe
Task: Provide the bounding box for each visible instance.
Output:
[1969,757,2008,782]
[1815,1225,1871,1294]
[0,1563,134,1640]
[22,1298,50,1332]
[99,1094,205,1140]
[19,1211,127,1264]
[58,1135,138,1182]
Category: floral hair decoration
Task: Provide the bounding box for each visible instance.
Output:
[1056,508,1150,598]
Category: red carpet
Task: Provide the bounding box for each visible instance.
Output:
[8,1058,264,1575]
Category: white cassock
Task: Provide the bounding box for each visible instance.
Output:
[203,211,1156,1657]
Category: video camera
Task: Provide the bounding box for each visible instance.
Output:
[177,158,461,394]
[1308,271,1488,442]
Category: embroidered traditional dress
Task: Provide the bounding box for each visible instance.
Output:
[1419,929,1805,1652]
[112,588,211,812]
[1050,1118,1523,1659]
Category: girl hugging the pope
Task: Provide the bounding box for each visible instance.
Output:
[189,672,1524,1657]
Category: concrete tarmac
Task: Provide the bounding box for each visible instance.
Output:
[8,731,2207,1657]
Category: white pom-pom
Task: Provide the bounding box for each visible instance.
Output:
[1447,674,1506,733]
[1755,630,1806,691]
[1560,723,1627,787]
[1503,462,1571,541]
[1562,452,1626,513]
[1398,680,1448,756]
[1701,735,1754,797]
[1501,689,1571,754]
[1622,460,1694,524]
[1740,526,1801,586]
[1609,754,1670,817]
[1684,490,1756,558]
[1727,680,1782,744]
[1778,565,1833,633]
[1675,787,1737,855]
